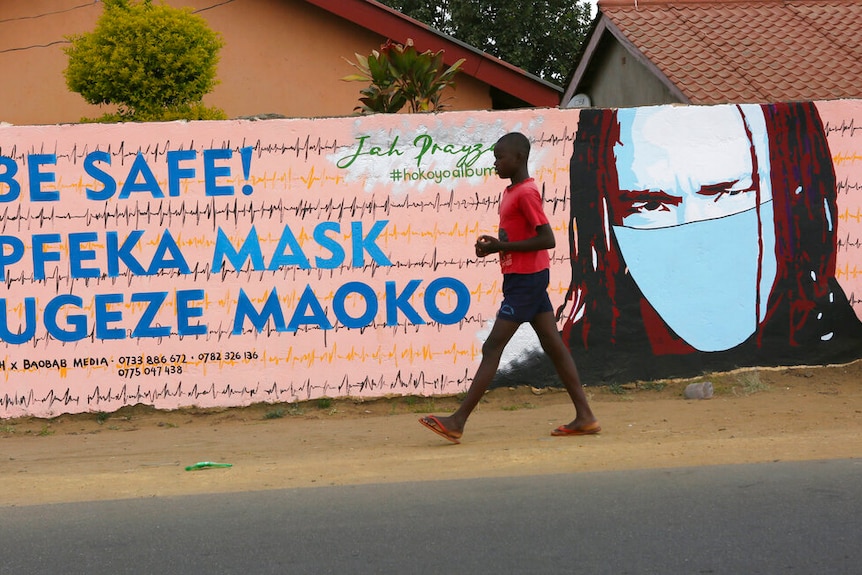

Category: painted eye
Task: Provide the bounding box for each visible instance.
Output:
[612,189,682,224]
[632,200,671,213]
[698,179,756,202]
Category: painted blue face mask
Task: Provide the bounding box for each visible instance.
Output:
[611,104,777,352]
[613,201,777,351]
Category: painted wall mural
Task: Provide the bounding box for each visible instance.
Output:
[1,101,860,418]
[558,101,862,382]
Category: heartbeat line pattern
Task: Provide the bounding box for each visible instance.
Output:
[826,113,862,321]
[0,135,344,167]
[0,188,572,233]
[1,367,475,412]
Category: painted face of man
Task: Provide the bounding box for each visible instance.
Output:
[608,105,778,352]
[611,105,772,227]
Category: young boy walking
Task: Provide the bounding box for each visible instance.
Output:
[419,132,599,444]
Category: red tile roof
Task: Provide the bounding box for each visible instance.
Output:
[595,0,862,104]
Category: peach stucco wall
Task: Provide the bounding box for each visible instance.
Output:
[0,0,492,126]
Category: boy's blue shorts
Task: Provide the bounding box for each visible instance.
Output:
[497,269,553,323]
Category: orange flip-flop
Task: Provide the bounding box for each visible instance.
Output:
[551,421,601,436]
[419,415,462,444]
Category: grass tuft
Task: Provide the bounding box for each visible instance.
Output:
[737,371,769,395]
[263,408,285,420]
[638,381,667,392]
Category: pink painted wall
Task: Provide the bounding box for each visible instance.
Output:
[0,109,576,417]
[1,100,861,418]
[822,100,862,306]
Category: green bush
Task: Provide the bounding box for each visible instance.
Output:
[81,102,227,124]
[64,0,225,122]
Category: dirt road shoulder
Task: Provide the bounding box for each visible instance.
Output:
[2,362,861,506]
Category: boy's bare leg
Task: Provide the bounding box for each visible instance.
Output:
[420,318,521,437]
[530,311,598,430]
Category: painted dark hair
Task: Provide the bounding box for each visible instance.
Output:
[560,103,862,382]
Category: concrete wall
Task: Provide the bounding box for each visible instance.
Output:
[1,100,860,418]
[0,0,492,126]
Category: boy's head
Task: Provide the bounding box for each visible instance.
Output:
[493,132,530,180]
[495,132,530,159]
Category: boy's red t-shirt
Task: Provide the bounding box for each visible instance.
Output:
[497,177,550,274]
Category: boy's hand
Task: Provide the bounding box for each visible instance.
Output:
[475,235,500,257]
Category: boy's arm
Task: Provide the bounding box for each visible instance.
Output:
[476,224,555,256]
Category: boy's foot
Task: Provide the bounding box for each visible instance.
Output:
[551,420,601,436]
[418,415,462,444]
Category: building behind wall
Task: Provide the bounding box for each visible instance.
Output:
[563,0,862,109]
[0,0,561,125]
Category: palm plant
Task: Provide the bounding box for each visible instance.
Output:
[343,39,465,114]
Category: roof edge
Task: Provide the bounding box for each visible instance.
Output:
[602,18,690,103]
[599,0,788,6]
[563,13,690,105]
[561,17,610,105]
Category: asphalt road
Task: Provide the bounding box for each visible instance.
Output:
[1,459,859,575]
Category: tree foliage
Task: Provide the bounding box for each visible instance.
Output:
[378,0,592,85]
[64,0,225,122]
[343,39,465,114]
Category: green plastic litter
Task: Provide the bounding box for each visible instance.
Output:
[185,461,233,471]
